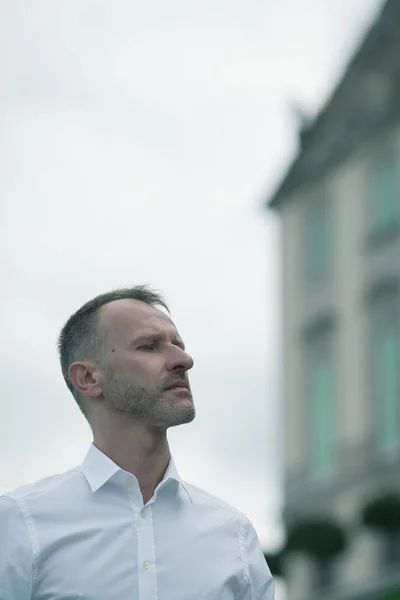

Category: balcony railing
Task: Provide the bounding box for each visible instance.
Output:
[284,436,400,511]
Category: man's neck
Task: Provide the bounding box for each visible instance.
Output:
[93,421,171,504]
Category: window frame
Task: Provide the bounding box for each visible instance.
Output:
[367,281,400,461]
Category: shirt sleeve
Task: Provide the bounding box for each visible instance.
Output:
[0,496,33,599]
[240,517,275,600]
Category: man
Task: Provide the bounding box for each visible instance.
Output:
[0,285,274,599]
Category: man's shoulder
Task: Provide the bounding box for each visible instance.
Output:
[1,466,82,507]
[182,481,248,520]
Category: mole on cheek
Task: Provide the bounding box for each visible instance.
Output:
[111,348,115,353]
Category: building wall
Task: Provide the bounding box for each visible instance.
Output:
[280,192,306,474]
[334,150,369,444]
[279,120,400,599]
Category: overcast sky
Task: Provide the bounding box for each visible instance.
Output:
[1,0,384,577]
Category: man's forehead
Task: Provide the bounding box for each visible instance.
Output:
[99,298,176,332]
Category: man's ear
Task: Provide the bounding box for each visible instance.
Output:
[68,361,103,398]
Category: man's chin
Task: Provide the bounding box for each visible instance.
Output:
[166,404,196,428]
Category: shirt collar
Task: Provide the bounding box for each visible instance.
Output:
[81,443,193,502]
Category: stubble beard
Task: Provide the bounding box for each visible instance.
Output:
[106,373,195,429]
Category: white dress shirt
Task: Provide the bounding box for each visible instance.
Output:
[0,444,274,600]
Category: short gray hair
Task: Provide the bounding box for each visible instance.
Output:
[57,285,169,415]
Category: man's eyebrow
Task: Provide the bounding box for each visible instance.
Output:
[132,332,186,351]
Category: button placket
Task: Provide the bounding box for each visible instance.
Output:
[136,504,157,598]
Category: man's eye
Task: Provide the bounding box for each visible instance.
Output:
[138,345,155,351]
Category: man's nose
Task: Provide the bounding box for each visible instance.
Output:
[169,347,194,372]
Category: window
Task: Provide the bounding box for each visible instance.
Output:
[368,145,399,237]
[383,530,400,571]
[306,330,336,480]
[369,286,400,458]
[314,560,334,593]
[304,195,332,283]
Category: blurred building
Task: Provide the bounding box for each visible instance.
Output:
[266,1,400,599]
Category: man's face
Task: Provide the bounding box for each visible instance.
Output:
[97,299,195,429]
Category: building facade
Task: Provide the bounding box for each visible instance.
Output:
[267,2,400,599]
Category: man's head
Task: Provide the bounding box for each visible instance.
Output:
[58,286,195,429]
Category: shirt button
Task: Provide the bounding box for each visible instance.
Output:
[140,510,146,519]
[143,561,150,570]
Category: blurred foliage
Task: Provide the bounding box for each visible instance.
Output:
[285,517,347,561]
[263,550,283,577]
[379,592,400,600]
[361,492,400,531]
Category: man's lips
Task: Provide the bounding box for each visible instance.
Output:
[166,381,190,390]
